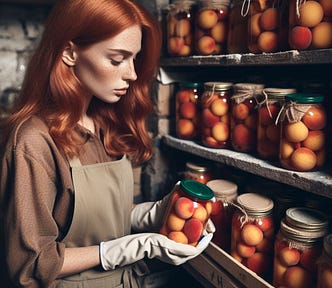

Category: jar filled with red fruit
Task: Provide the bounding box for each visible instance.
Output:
[159,180,215,246]
[207,179,238,252]
[227,0,249,54]
[278,93,327,172]
[231,193,274,280]
[166,0,196,57]
[175,82,203,140]
[289,0,332,51]
[194,0,231,55]
[317,234,332,288]
[184,162,213,184]
[230,83,264,153]
[273,207,329,287]
[201,82,233,148]
[257,88,296,160]
[247,0,289,53]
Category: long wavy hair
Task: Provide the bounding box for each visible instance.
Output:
[1,0,161,165]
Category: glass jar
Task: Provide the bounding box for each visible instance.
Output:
[289,0,332,50]
[194,0,231,55]
[166,0,196,57]
[184,162,213,184]
[159,179,215,246]
[230,83,264,153]
[257,88,296,160]
[227,0,249,54]
[273,207,329,287]
[278,93,327,172]
[207,179,238,252]
[247,0,289,53]
[175,82,203,140]
[231,193,274,280]
[201,82,233,148]
[317,234,332,288]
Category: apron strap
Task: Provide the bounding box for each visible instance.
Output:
[67,156,82,167]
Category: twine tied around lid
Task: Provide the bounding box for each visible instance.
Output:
[275,101,311,125]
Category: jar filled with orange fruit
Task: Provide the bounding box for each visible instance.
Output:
[184,162,213,184]
[175,82,203,140]
[166,0,196,57]
[257,88,296,160]
[194,0,231,55]
[247,0,289,53]
[231,193,275,281]
[159,180,215,246]
[289,0,332,51]
[317,234,332,288]
[230,83,264,153]
[278,93,327,172]
[273,207,329,287]
[201,82,233,148]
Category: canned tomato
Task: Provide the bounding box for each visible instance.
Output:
[176,82,203,140]
[194,0,231,55]
[278,93,327,171]
[159,180,215,246]
[201,82,233,148]
[166,0,196,56]
[184,162,213,184]
[257,88,296,160]
[273,207,328,287]
[230,83,264,153]
[231,193,274,280]
[207,179,238,252]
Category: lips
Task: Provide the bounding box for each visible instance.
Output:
[114,88,128,96]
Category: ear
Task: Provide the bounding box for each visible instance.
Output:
[62,41,77,66]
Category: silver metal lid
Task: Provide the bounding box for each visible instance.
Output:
[204,82,233,91]
[186,162,209,173]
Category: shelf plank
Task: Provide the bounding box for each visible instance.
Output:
[160,49,332,67]
[162,135,332,198]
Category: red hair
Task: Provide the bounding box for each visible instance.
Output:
[1,0,161,165]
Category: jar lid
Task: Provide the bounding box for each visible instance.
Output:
[285,207,328,232]
[324,234,332,258]
[236,193,274,215]
[206,179,238,199]
[180,179,214,200]
[204,82,233,91]
[234,83,265,91]
[263,88,297,99]
[285,93,324,103]
[186,162,209,173]
[180,82,203,89]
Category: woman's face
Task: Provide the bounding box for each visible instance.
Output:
[71,25,142,104]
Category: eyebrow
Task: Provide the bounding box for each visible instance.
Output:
[107,48,138,56]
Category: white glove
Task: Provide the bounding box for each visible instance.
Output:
[100,232,213,270]
[131,193,172,232]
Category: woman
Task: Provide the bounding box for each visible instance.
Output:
[0,0,213,287]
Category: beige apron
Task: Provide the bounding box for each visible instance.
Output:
[56,155,148,288]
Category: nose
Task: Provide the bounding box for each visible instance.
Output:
[123,59,137,82]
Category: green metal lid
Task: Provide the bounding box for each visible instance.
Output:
[179,82,203,89]
[285,93,325,103]
[180,179,214,200]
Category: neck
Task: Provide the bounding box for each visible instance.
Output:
[79,115,95,134]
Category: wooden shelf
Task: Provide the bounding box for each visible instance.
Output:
[160,49,332,67]
[162,135,332,199]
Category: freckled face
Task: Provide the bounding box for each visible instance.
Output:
[73,25,142,104]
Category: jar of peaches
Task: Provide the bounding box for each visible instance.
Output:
[289,0,332,50]
[278,93,327,172]
[247,0,289,53]
[230,83,264,153]
[317,234,332,288]
[184,162,213,184]
[159,180,215,246]
[201,82,233,148]
[194,0,231,55]
[273,207,329,288]
[166,0,196,57]
[231,193,274,280]
[257,88,296,160]
[227,0,249,54]
[207,179,238,252]
[176,82,203,140]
